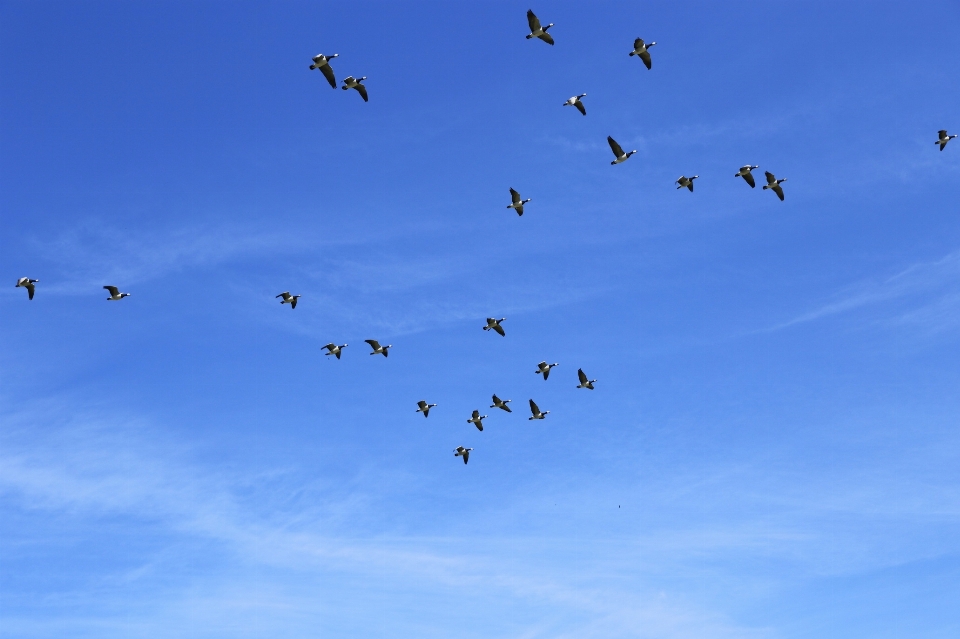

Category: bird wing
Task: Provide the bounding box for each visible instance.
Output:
[290,297,298,309]
[687,181,694,192]
[543,367,550,380]
[765,171,776,184]
[539,33,554,45]
[503,404,512,412]
[529,399,540,414]
[634,38,644,50]
[743,172,756,188]
[509,188,521,204]
[772,185,784,201]
[527,9,540,32]
[26,283,35,299]
[493,324,505,336]
[608,136,624,158]
[639,50,652,69]
[323,343,335,351]
[276,291,290,300]
[574,101,586,116]
[104,286,119,295]
[418,401,428,410]
[365,339,381,349]
[939,130,948,140]
[356,84,369,102]
[462,450,469,464]
[472,410,480,419]
[578,368,588,384]
[320,63,336,88]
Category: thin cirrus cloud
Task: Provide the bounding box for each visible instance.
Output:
[768,248,960,333]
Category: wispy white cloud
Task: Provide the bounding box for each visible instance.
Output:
[768,249,960,333]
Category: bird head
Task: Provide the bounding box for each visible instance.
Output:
[545,23,553,30]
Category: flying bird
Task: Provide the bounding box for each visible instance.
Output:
[507,188,531,216]
[490,394,512,412]
[763,171,787,200]
[483,317,506,336]
[535,361,559,380]
[563,93,587,116]
[15,277,38,300]
[676,175,699,191]
[416,400,437,417]
[577,368,596,390]
[364,339,391,357]
[735,165,759,188]
[936,130,957,151]
[528,399,549,420]
[629,38,656,69]
[341,76,368,102]
[454,446,472,464]
[525,10,554,45]
[103,285,131,301]
[467,410,487,431]
[276,291,300,309]
[608,136,636,165]
[309,53,339,88]
[323,343,347,359]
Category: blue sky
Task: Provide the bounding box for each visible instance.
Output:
[1,1,959,637]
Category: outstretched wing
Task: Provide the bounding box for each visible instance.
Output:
[104,285,119,296]
[742,171,756,188]
[26,283,35,299]
[320,64,336,88]
[634,38,644,51]
[323,343,336,351]
[472,410,480,419]
[290,297,298,309]
[765,171,776,184]
[493,324,505,337]
[607,136,624,158]
[772,184,785,201]
[365,339,381,350]
[418,401,428,410]
[639,50,652,69]
[543,367,550,380]
[939,130,948,140]
[574,100,586,116]
[510,188,521,204]
[527,9,541,32]
[462,450,469,464]
[538,33,554,45]
[578,368,588,384]
[529,399,540,414]
[276,291,290,300]
[356,84,369,102]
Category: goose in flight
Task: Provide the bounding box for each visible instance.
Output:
[507,188,530,216]
[323,343,347,359]
[342,76,368,102]
[629,38,656,69]
[416,400,437,417]
[528,399,549,420]
[563,93,587,116]
[763,171,787,200]
[577,368,596,390]
[535,361,559,380]
[454,446,472,464]
[490,394,512,412]
[608,136,636,165]
[526,10,554,45]
[364,339,391,357]
[103,285,130,301]
[15,277,38,300]
[735,165,759,188]
[676,175,699,191]
[483,317,506,336]
[276,291,300,309]
[467,410,488,431]
[936,130,957,151]
[309,53,339,88]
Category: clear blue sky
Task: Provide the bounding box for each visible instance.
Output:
[2,1,959,638]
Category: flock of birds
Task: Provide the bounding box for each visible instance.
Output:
[12,10,958,465]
